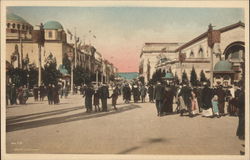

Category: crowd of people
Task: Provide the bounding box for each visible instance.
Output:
[6,82,72,106]
[6,79,245,140]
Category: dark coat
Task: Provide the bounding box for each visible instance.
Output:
[162,88,175,113]
[123,86,131,100]
[201,86,213,109]
[148,85,154,99]
[84,87,94,107]
[154,84,165,101]
[178,86,192,107]
[215,87,226,103]
[99,85,109,99]
[132,87,140,101]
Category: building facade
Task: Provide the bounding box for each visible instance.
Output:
[6,12,117,85]
[140,22,245,86]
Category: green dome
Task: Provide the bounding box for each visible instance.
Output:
[164,73,174,79]
[7,12,28,23]
[214,60,233,72]
[44,21,63,30]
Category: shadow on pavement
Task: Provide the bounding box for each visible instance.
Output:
[117,138,166,154]
[7,104,141,132]
[7,106,84,124]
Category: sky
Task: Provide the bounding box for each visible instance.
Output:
[7,7,244,72]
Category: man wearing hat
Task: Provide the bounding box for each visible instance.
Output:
[99,83,109,112]
[154,81,165,116]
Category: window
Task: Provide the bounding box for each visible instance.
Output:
[198,47,204,58]
[17,24,20,30]
[190,51,194,58]
[7,23,10,28]
[22,24,25,30]
[48,31,53,38]
[12,23,16,29]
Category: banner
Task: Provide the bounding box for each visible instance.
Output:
[208,30,221,48]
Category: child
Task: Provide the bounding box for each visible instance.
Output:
[212,95,220,118]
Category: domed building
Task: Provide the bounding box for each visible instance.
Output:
[213,60,234,86]
[43,21,66,42]
[6,12,33,40]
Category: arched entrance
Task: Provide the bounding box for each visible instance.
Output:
[223,41,245,83]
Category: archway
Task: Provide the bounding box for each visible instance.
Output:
[223,41,245,60]
[223,41,245,83]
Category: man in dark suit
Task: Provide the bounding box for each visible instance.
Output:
[154,81,165,116]
[99,83,109,112]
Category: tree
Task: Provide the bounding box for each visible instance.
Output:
[200,70,207,82]
[190,66,198,86]
[182,70,188,84]
[63,55,71,74]
[43,54,61,86]
[8,68,27,87]
[73,66,92,86]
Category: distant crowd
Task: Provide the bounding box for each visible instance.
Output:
[6,80,245,140]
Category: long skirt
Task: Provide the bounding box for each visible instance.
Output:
[178,96,187,110]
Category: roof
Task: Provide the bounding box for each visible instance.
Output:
[142,42,182,53]
[176,21,245,52]
[44,21,63,30]
[214,60,233,72]
[7,12,29,24]
[117,72,139,80]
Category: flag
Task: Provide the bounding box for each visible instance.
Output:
[89,30,92,33]
[93,35,96,39]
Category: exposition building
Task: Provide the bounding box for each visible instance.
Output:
[6,12,117,84]
[139,21,245,86]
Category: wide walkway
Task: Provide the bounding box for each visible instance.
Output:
[6,94,244,155]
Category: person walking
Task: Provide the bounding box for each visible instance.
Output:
[17,86,24,104]
[109,87,120,110]
[83,84,95,112]
[10,84,17,105]
[163,86,175,114]
[154,81,165,116]
[99,83,109,112]
[132,85,140,103]
[201,83,214,117]
[123,84,131,103]
[140,85,147,103]
[10,83,17,105]
[211,95,220,118]
[33,85,39,101]
[47,84,54,105]
[39,84,46,101]
[178,83,192,117]
[22,85,29,104]
[53,84,60,104]
[236,88,245,140]
[148,84,154,103]
[215,85,226,116]
[190,90,199,117]
[93,88,101,112]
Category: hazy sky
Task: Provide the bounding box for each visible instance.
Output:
[7,7,244,72]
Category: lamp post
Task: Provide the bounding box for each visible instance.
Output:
[67,52,74,94]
